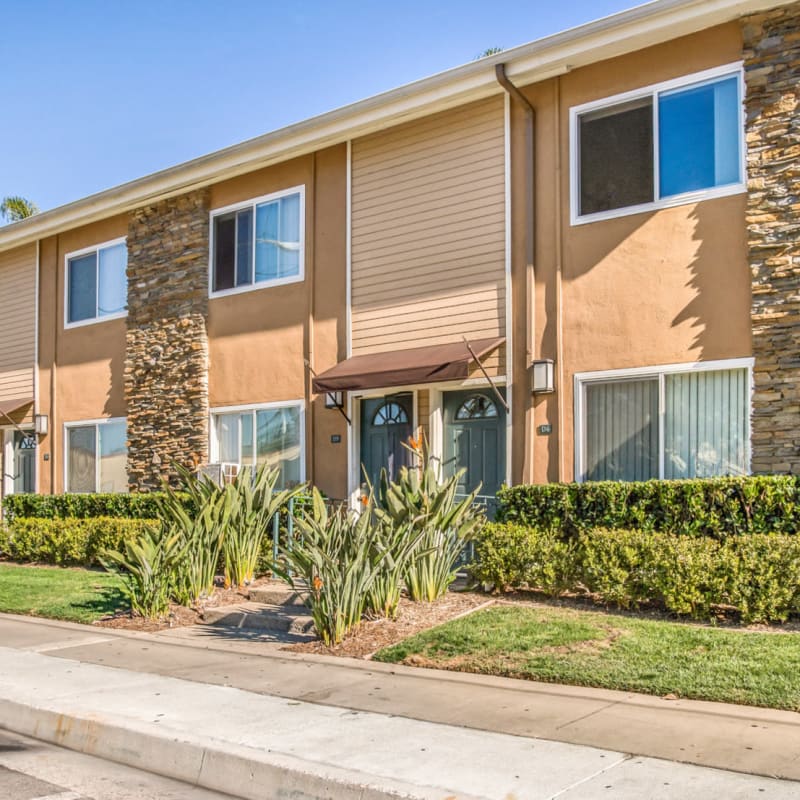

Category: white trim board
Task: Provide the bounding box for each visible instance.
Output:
[1,0,790,254]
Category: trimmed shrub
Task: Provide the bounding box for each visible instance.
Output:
[1,517,159,566]
[473,523,800,624]
[2,492,193,522]
[496,476,800,539]
[471,523,577,596]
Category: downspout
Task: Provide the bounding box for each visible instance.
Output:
[306,154,317,486]
[495,64,536,484]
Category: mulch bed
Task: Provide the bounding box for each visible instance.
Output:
[94,576,274,632]
[285,591,493,659]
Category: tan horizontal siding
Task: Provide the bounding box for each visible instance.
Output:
[352,95,506,357]
[0,244,35,404]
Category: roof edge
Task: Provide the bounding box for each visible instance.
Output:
[0,0,790,253]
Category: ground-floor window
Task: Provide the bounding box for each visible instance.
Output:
[576,360,751,482]
[65,418,128,493]
[211,402,303,487]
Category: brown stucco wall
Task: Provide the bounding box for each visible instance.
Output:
[510,22,752,484]
[207,145,348,499]
[37,215,129,493]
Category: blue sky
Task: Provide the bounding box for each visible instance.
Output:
[3,0,635,211]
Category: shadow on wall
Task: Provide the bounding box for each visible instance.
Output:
[559,194,749,367]
[103,342,124,418]
[671,198,750,361]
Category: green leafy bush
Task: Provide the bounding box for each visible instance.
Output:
[156,465,233,605]
[374,439,484,602]
[222,466,305,588]
[287,490,386,645]
[1,517,159,566]
[2,492,192,521]
[473,523,800,624]
[471,523,576,595]
[103,528,185,619]
[496,476,800,539]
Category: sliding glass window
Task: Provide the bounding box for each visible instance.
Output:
[580,364,749,482]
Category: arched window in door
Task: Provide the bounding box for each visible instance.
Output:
[372,401,409,426]
[455,393,498,420]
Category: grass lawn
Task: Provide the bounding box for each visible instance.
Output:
[0,562,127,623]
[374,603,800,711]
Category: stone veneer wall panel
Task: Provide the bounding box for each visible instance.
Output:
[125,190,210,489]
[742,5,800,473]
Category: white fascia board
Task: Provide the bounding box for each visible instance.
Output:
[0,0,793,254]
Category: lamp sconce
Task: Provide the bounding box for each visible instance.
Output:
[531,359,555,394]
[325,391,344,409]
[34,413,49,437]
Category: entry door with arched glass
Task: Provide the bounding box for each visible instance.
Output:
[360,394,413,490]
[443,389,506,501]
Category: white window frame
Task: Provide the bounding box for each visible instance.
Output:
[208,186,306,299]
[64,237,128,329]
[63,416,127,493]
[574,358,754,483]
[570,63,746,226]
[208,400,306,481]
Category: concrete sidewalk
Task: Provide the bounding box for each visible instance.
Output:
[1,613,800,798]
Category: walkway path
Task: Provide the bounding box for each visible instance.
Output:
[1,613,799,798]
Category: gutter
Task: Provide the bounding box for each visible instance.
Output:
[495,65,537,483]
[0,0,790,253]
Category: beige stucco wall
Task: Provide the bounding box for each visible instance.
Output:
[30,20,752,496]
[207,146,348,499]
[509,21,751,484]
[37,216,129,493]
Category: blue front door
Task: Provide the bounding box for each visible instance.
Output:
[443,389,506,503]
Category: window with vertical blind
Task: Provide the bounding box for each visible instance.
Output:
[577,361,751,482]
[65,418,128,493]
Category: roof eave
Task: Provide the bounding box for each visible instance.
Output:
[0,0,790,253]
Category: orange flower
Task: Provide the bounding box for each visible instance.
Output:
[408,434,423,452]
[360,495,370,506]
[313,575,323,592]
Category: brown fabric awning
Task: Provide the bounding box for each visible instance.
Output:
[0,397,33,418]
[312,337,504,393]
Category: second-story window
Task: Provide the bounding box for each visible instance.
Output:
[572,66,744,223]
[211,187,304,295]
[66,238,127,326]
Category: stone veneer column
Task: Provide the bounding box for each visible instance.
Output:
[742,6,800,474]
[125,190,210,490]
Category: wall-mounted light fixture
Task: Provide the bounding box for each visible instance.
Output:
[34,414,49,436]
[325,391,344,409]
[531,359,555,394]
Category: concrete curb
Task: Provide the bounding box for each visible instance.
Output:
[0,697,476,800]
[4,611,800,728]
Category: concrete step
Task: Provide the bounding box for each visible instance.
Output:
[203,602,314,635]
[247,583,309,606]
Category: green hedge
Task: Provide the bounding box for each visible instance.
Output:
[1,517,160,567]
[496,476,800,539]
[1,492,193,522]
[472,523,800,624]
